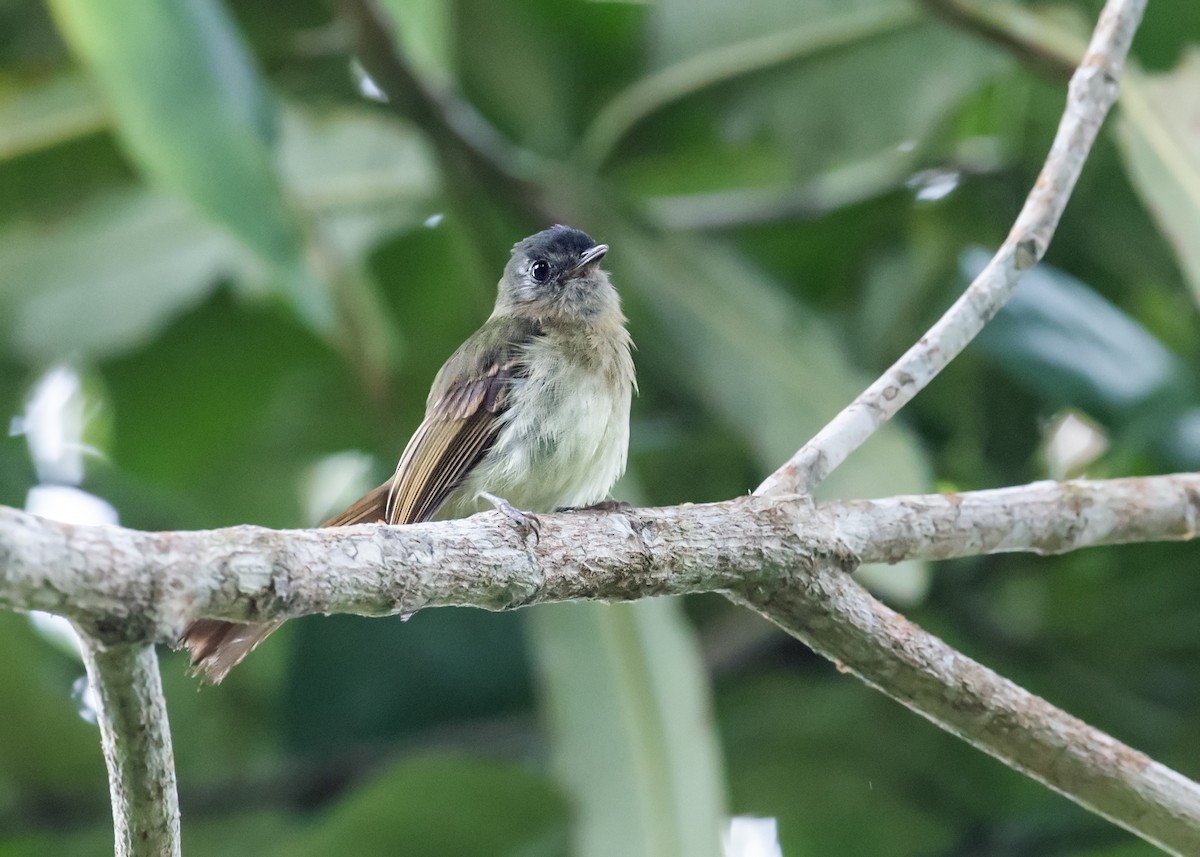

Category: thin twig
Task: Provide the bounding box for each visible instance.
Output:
[838,475,1200,563]
[336,0,547,220]
[77,636,180,857]
[757,0,1147,497]
[921,0,1078,81]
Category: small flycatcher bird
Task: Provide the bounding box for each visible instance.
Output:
[182,225,636,682]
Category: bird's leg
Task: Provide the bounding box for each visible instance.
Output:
[557,499,633,513]
[479,492,541,543]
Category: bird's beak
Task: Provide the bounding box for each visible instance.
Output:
[568,243,609,277]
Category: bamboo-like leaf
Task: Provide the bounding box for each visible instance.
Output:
[528,600,726,857]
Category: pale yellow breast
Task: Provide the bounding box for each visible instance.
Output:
[450,331,633,515]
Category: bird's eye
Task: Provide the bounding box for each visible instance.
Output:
[530,260,551,283]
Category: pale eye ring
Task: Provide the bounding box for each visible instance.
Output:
[530,259,551,283]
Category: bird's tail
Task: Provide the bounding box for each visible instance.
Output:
[179,480,392,683]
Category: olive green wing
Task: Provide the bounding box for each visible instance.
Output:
[385,318,538,525]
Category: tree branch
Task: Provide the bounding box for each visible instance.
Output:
[78,635,180,857]
[4,471,1200,852]
[3,473,1196,639]
[757,0,1146,496]
[732,581,1200,856]
[840,474,1200,563]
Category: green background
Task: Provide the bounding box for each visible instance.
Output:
[1,0,1199,854]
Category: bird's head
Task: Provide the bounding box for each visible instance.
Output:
[496,225,617,324]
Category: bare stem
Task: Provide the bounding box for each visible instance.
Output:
[757,0,1147,496]
[838,474,1200,563]
[78,635,180,857]
[921,0,1080,80]
[733,578,1200,856]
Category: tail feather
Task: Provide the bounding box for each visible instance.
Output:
[179,480,392,683]
[179,619,283,684]
[319,481,391,527]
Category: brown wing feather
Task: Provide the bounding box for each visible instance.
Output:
[321,481,391,526]
[386,359,517,525]
[181,316,539,682]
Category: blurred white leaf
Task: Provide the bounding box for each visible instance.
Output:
[25,484,117,525]
[1042,410,1108,480]
[723,817,783,857]
[11,366,104,484]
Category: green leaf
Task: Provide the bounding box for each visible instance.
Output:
[277,103,437,260]
[595,0,1009,189]
[45,0,333,328]
[1115,50,1200,305]
[452,0,646,158]
[273,755,567,857]
[0,103,434,364]
[0,613,105,794]
[528,600,726,857]
[718,674,1047,856]
[376,0,453,83]
[1132,0,1200,71]
[281,611,533,752]
[0,72,107,161]
[0,188,240,361]
[970,250,1191,423]
[97,288,360,529]
[652,0,910,68]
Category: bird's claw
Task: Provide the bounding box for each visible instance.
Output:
[480,492,541,543]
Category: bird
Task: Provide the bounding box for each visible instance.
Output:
[181,225,636,682]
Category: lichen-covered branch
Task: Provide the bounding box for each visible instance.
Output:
[3,473,1197,642]
[78,636,180,857]
[733,580,1200,856]
[757,0,1147,496]
[3,476,1200,851]
[839,475,1200,563]
[1,496,821,642]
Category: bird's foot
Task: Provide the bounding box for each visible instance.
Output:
[480,492,541,543]
[557,499,633,513]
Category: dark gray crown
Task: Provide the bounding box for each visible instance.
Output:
[513,225,596,259]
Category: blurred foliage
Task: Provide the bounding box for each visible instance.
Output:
[0,0,1198,855]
